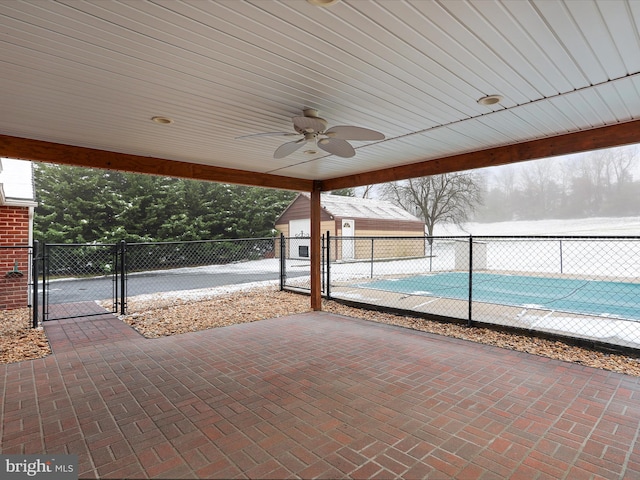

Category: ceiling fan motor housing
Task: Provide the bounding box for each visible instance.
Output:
[293,114,328,134]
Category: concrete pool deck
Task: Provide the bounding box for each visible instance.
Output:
[328,279,640,350]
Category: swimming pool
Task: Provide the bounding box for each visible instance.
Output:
[356,272,640,321]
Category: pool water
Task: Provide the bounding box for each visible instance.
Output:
[357,272,640,320]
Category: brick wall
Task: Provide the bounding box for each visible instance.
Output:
[0,206,31,310]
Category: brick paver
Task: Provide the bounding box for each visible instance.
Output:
[1,310,639,478]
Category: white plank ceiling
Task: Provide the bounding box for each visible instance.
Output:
[1,0,639,183]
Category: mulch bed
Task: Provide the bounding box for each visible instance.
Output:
[2,287,640,377]
[0,308,51,364]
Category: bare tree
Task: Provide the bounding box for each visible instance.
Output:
[520,158,560,218]
[359,184,375,199]
[329,187,356,197]
[473,147,639,221]
[603,146,636,187]
[494,165,518,198]
[382,172,483,237]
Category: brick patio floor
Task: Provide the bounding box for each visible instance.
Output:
[1,311,640,479]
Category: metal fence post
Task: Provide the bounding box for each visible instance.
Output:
[559,239,563,274]
[429,236,433,272]
[119,240,127,315]
[326,231,331,299]
[279,233,286,290]
[321,233,325,294]
[31,240,39,328]
[468,235,473,327]
[42,242,48,322]
[371,237,374,279]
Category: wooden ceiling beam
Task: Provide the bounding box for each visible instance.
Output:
[4,118,640,194]
[0,134,314,192]
[321,119,640,191]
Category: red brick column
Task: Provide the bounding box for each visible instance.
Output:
[0,206,31,310]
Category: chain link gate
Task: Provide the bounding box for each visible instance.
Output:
[41,243,125,321]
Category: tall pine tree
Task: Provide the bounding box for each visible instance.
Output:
[34,164,296,243]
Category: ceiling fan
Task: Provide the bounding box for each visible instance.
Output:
[236,108,385,159]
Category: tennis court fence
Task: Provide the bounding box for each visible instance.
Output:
[281,234,640,351]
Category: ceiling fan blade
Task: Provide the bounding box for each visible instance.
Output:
[274,138,306,159]
[324,125,385,141]
[235,132,297,139]
[317,138,356,158]
[293,116,327,133]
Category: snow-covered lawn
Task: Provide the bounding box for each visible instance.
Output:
[435,216,640,236]
[127,257,282,276]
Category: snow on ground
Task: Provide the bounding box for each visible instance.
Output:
[125,279,280,304]
[128,258,282,277]
[522,314,640,344]
[435,216,640,236]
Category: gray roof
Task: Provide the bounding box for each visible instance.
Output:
[302,193,423,223]
[0,158,36,205]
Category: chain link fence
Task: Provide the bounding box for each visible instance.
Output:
[42,243,121,320]
[322,236,467,318]
[279,235,333,294]
[319,235,640,350]
[124,237,280,308]
[26,238,281,320]
[13,234,640,352]
[280,235,311,292]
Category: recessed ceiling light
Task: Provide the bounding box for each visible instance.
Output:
[151,116,173,124]
[304,149,318,155]
[307,0,340,6]
[477,95,503,106]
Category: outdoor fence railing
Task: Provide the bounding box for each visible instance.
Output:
[279,234,337,295]
[18,237,280,323]
[8,234,640,352]
[124,237,279,309]
[39,242,122,320]
[312,235,640,351]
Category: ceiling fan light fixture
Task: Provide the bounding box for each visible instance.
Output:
[477,95,503,106]
[151,116,173,124]
[307,0,340,7]
[239,109,383,159]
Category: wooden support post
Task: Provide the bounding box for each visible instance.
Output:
[310,183,322,311]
